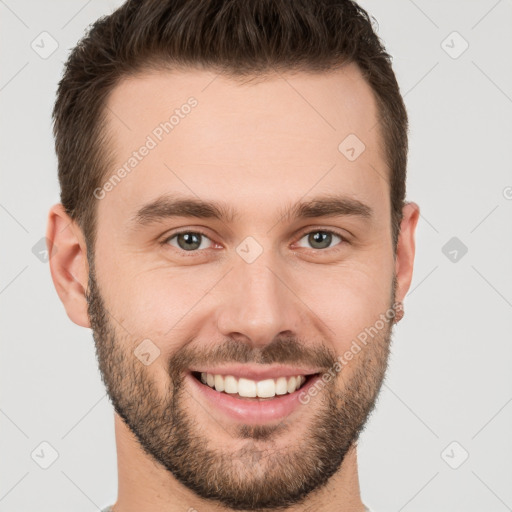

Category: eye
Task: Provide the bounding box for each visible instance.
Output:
[161,228,347,255]
[295,229,346,251]
[163,230,214,252]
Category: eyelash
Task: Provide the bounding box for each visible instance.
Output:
[160,228,348,255]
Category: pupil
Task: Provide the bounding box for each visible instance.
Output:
[310,231,331,249]
[178,232,201,251]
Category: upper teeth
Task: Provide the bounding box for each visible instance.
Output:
[200,373,307,398]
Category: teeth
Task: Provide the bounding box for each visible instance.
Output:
[238,378,257,397]
[224,375,238,394]
[287,376,297,394]
[275,376,288,395]
[200,373,308,398]
[214,374,225,392]
[257,379,276,398]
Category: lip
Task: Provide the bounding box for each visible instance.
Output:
[188,364,321,381]
[186,371,322,424]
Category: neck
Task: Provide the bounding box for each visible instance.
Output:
[111,413,367,512]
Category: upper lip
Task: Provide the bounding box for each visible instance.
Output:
[189,365,321,381]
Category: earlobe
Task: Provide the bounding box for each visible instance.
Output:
[394,201,420,304]
[46,204,91,328]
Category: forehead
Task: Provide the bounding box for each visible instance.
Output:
[100,64,388,225]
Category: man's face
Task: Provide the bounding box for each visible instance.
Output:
[88,64,399,510]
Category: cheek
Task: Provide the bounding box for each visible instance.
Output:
[99,263,212,347]
[295,262,394,342]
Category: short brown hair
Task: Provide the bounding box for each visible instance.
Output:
[53,0,408,253]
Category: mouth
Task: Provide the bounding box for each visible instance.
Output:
[187,370,323,424]
[191,371,318,400]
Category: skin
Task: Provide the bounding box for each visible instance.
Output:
[47,62,419,512]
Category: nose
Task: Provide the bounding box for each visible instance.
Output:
[215,248,305,349]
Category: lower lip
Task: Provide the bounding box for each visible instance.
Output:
[186,372,322,424]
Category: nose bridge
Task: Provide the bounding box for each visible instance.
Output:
[215,244,300,346]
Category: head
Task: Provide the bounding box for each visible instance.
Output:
[47,0,419,510]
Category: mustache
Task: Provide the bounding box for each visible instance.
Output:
[168,335,337,379]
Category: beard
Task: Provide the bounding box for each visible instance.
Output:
[86,261,397,511]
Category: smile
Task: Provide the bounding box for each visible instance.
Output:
[193,371,310,399]
[187,370,322,424]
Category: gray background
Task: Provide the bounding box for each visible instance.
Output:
[1,1,511,511]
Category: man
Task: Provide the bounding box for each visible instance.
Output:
[46,0,419,511]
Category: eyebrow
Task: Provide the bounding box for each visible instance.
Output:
[130,193,373,227]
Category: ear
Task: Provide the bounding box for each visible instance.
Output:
[394,201,420,303]
[46,204,91,328]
